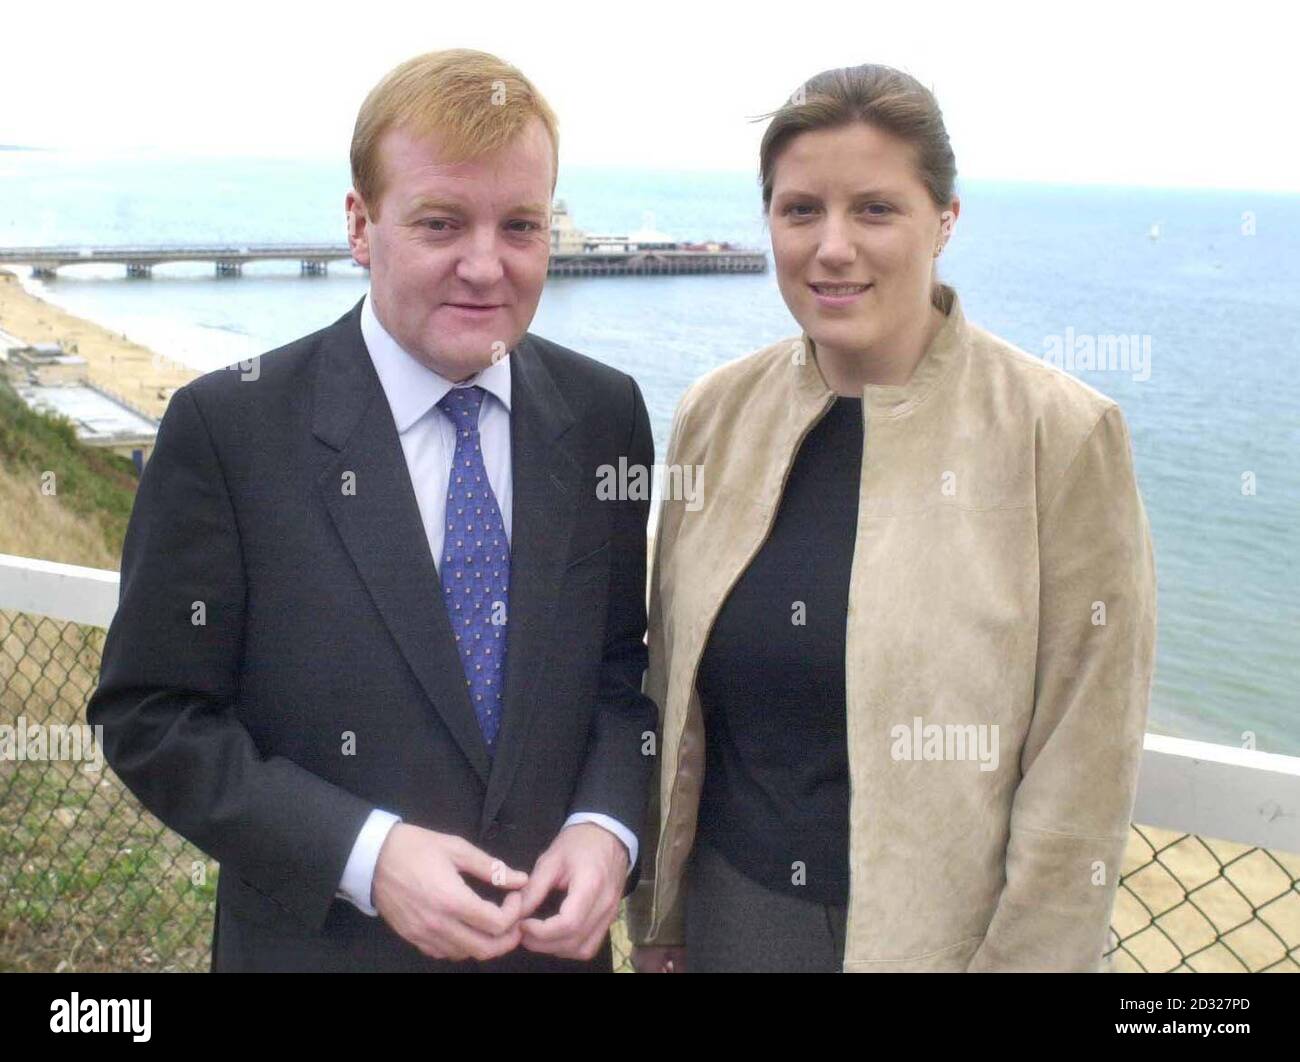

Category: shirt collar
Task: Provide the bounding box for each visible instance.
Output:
[360,290,512,434]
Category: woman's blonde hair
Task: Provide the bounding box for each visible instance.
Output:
[350,48,560,219]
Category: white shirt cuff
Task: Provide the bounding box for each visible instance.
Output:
[563,811,638,877]
[336,808,402,916]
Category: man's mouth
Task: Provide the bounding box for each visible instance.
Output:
[444,302,503,313]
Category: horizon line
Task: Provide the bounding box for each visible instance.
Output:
[4,144,1298,199]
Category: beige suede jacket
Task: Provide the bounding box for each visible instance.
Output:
[626,285,1158,971]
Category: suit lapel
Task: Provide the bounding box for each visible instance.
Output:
[482,337,581,829]
[312,299,491,786]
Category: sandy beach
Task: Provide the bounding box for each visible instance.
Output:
[0,267,198,420]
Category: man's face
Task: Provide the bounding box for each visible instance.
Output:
[345,119,554,380]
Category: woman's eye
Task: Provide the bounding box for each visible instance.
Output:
[784,204,818,218]
[862,203,892,217]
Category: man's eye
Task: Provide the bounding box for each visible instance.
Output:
[784,204,818,218]
[508,221,542,232]
[421,219,451,231]
[862,203,892,217]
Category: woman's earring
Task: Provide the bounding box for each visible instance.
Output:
[936,211,954,256]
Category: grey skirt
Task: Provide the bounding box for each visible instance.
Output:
[684,839,847,973]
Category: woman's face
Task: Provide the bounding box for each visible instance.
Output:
[768,121,955,367]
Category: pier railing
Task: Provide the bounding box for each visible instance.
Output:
[1,551,1296,972]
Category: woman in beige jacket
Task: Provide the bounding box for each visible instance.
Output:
[628,64,1157,972]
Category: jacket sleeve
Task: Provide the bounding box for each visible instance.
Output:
[86,384,375,934]
[625,391,693,947]
[566,372,659,896]
[966,402,1157,971]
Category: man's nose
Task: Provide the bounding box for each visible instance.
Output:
[455,230,507,286]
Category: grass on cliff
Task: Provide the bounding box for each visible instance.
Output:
[0,373,138,566]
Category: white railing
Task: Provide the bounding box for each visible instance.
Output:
[0,552,120,628]
[3,550,1299,856]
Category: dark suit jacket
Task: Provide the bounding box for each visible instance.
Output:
[87,297,657,972]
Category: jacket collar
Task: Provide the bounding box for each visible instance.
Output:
[794,283,967,418]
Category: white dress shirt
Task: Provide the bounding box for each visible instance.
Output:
[335,291,637,917]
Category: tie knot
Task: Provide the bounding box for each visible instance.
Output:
[436,384,486,427]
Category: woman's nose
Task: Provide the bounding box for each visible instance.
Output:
[815,218,857,268]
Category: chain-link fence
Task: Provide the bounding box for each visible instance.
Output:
[2,607,1296,973]
[0,609,213,971]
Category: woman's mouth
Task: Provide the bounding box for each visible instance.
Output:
[809,282,871,307]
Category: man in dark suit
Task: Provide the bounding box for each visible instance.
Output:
[87,48,656,972]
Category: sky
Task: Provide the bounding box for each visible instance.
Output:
[4,0,1298,193]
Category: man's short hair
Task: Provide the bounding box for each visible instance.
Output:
[350,48,560,219]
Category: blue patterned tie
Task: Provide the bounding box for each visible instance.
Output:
[436,385,510,752]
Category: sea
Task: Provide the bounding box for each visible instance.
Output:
[1,148,1296,754]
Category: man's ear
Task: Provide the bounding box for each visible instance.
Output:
[345,189,371,268]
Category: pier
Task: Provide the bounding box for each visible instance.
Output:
[549,249,765,276]
[0,244,351,279]
[0,243,767,279]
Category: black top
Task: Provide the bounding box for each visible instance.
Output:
[696,395,863,905]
